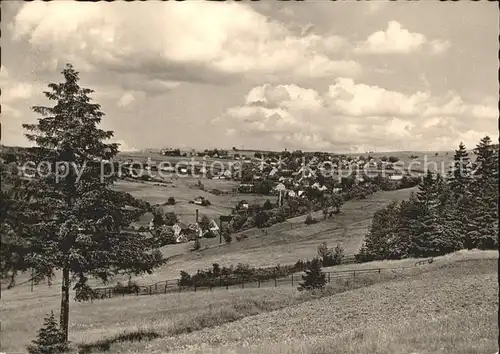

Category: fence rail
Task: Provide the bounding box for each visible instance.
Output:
[81,259,433,302]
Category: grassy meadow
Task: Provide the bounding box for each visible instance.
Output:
[1,187,417,293]
[1,251,496,354]
[113,178,278,225]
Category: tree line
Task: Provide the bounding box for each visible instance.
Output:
[356,138,498,261]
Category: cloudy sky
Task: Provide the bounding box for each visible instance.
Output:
[1,1,498,153]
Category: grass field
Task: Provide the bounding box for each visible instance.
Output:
[2,251,496,354]
[135,187,417,282]
[108,253,499,354]
[113,178,278,225]
[1,187,417,292]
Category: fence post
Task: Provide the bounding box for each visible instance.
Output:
[165,280,168,294]
[149,285,152,295]
[155,283,158,292]
[194,282,197,292]
[353,271,356,278]
[274,277,277,287]
[226,278,229,290]
[328,272,331,283]
[291,275,293,287]
[378,268,381,273]
[241,278,244,289]
[219,276,222,288]
[258,279,261,288]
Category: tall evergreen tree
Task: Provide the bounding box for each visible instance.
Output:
[356,201,403,261]
[298,258,326,291]
[468,136,499,249]
[19,64,164,341]
[448,142,472,195]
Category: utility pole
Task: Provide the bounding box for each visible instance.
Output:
[195,209,200,248]
[31,268,34,292]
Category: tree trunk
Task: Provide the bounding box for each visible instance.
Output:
[60,266,70,342]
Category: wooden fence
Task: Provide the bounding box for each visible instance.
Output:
[84,264,420,301]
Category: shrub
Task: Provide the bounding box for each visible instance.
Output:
[388,156,399,163]
[210,189,223,195]
[317,242,345,267]
[164,212,178,226]
[156,225,176,246]
[199,215,211,231]
[305,214,318,225]
[178,271,192,287]
[298,258,326,291]
[235,233,248,242]
[221,228,232,243]
[201,199,211,206]
[192,238,201,251]
[167,197,176,205]
[263,199,273,210]
[27,311,69,354]
[113,280,140,295]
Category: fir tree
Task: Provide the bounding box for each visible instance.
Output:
[298,258,326,291]
[27,311,69,354]
[448,142,472,195]
[356,201,402,261]
[17,64,164,341]
[468,136,499,249]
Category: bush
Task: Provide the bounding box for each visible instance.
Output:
[317,242,345,267]
[27,311,69,354]
[298,258,326,291]
[222,228,232,244]
[113,280,140,295]
[167,197,176,205]
[201,199,211,206]
[178,271,192,287]
[263,199,273,210]
[210,189,223,195]
[156,225,176,246]
[199,215,211,231]
[192,238,201,251]
[164,212,178,226]
[388,156,399,163]
[235,233,248,242]
[305,214,318,225]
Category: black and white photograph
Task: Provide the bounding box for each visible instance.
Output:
[1,1,498,353]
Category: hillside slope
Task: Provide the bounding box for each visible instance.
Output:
[125,257,498,354]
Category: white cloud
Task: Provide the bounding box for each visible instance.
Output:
[116,92,136,108]
[2,82,33,102]
[430,39,451,54]
[214,79,497,151]
[11,2,361,84]
[355,21,449,55]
